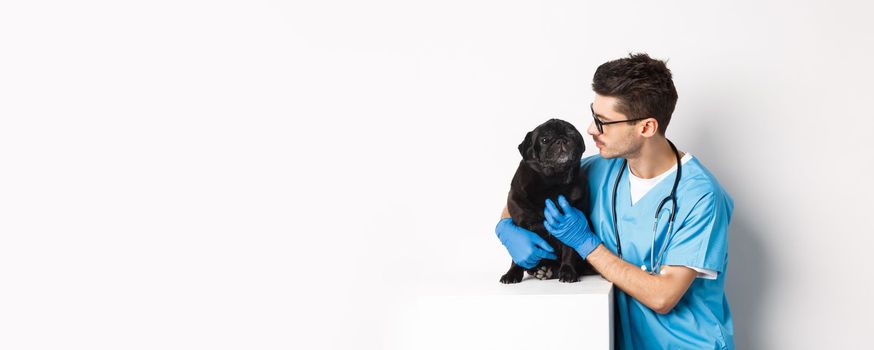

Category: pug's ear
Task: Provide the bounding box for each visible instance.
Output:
[570,126,585,154]
[518,131,535,160]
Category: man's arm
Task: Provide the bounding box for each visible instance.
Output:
[519,202,699,315]
[586,245,697,314]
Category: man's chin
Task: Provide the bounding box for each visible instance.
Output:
[599,149,620,159]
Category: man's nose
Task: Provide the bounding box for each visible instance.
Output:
[586,121,599,136]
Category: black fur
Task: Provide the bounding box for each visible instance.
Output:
[500,119,597,284]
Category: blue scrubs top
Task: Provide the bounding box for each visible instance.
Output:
[580,155,735,350]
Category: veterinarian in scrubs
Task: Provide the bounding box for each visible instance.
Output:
[496,53,735,349]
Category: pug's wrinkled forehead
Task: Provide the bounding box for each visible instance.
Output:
[535,119,579,139]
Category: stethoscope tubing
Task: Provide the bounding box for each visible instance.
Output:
[611,139,682,275]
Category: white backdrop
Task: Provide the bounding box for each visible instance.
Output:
[2,1,873,349]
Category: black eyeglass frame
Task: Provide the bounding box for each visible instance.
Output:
[590,103,651,134]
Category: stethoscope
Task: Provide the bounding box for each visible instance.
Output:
[611,139,682,275]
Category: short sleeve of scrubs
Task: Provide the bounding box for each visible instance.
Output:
[661,190,733,274]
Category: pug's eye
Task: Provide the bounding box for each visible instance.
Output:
[541,137,548,143]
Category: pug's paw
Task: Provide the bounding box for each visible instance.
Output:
[527,265,556,280]
[500,270,524,284]
[558,264,580,283]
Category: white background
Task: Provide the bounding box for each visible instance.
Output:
[2,1,873,349]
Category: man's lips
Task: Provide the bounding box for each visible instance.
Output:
[594,139,605,148]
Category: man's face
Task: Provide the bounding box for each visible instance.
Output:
[587,94,643,159]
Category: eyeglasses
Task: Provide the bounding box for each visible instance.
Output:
[590,103,650,134]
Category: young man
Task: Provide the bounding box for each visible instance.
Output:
[495,53,735,349]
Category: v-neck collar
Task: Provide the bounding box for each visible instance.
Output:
[621,153,692,209]
[618,164,677,210]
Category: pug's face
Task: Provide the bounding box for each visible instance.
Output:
[518,119,585,176]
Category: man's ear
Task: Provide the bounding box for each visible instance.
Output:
[518,131,535,160]
[640,118,659,138]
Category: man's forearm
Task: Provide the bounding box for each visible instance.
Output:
[501,205,694,314]
[586,244,692,314]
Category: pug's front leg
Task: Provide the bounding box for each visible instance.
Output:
[500,261,525,284]
[558,245,581,283]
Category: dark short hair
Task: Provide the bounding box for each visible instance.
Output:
[592,53,678,135]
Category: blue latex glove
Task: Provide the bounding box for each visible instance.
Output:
[495,218,558,269]
[544,195,602,259]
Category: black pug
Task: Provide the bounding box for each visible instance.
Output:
[500,118,597,284]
